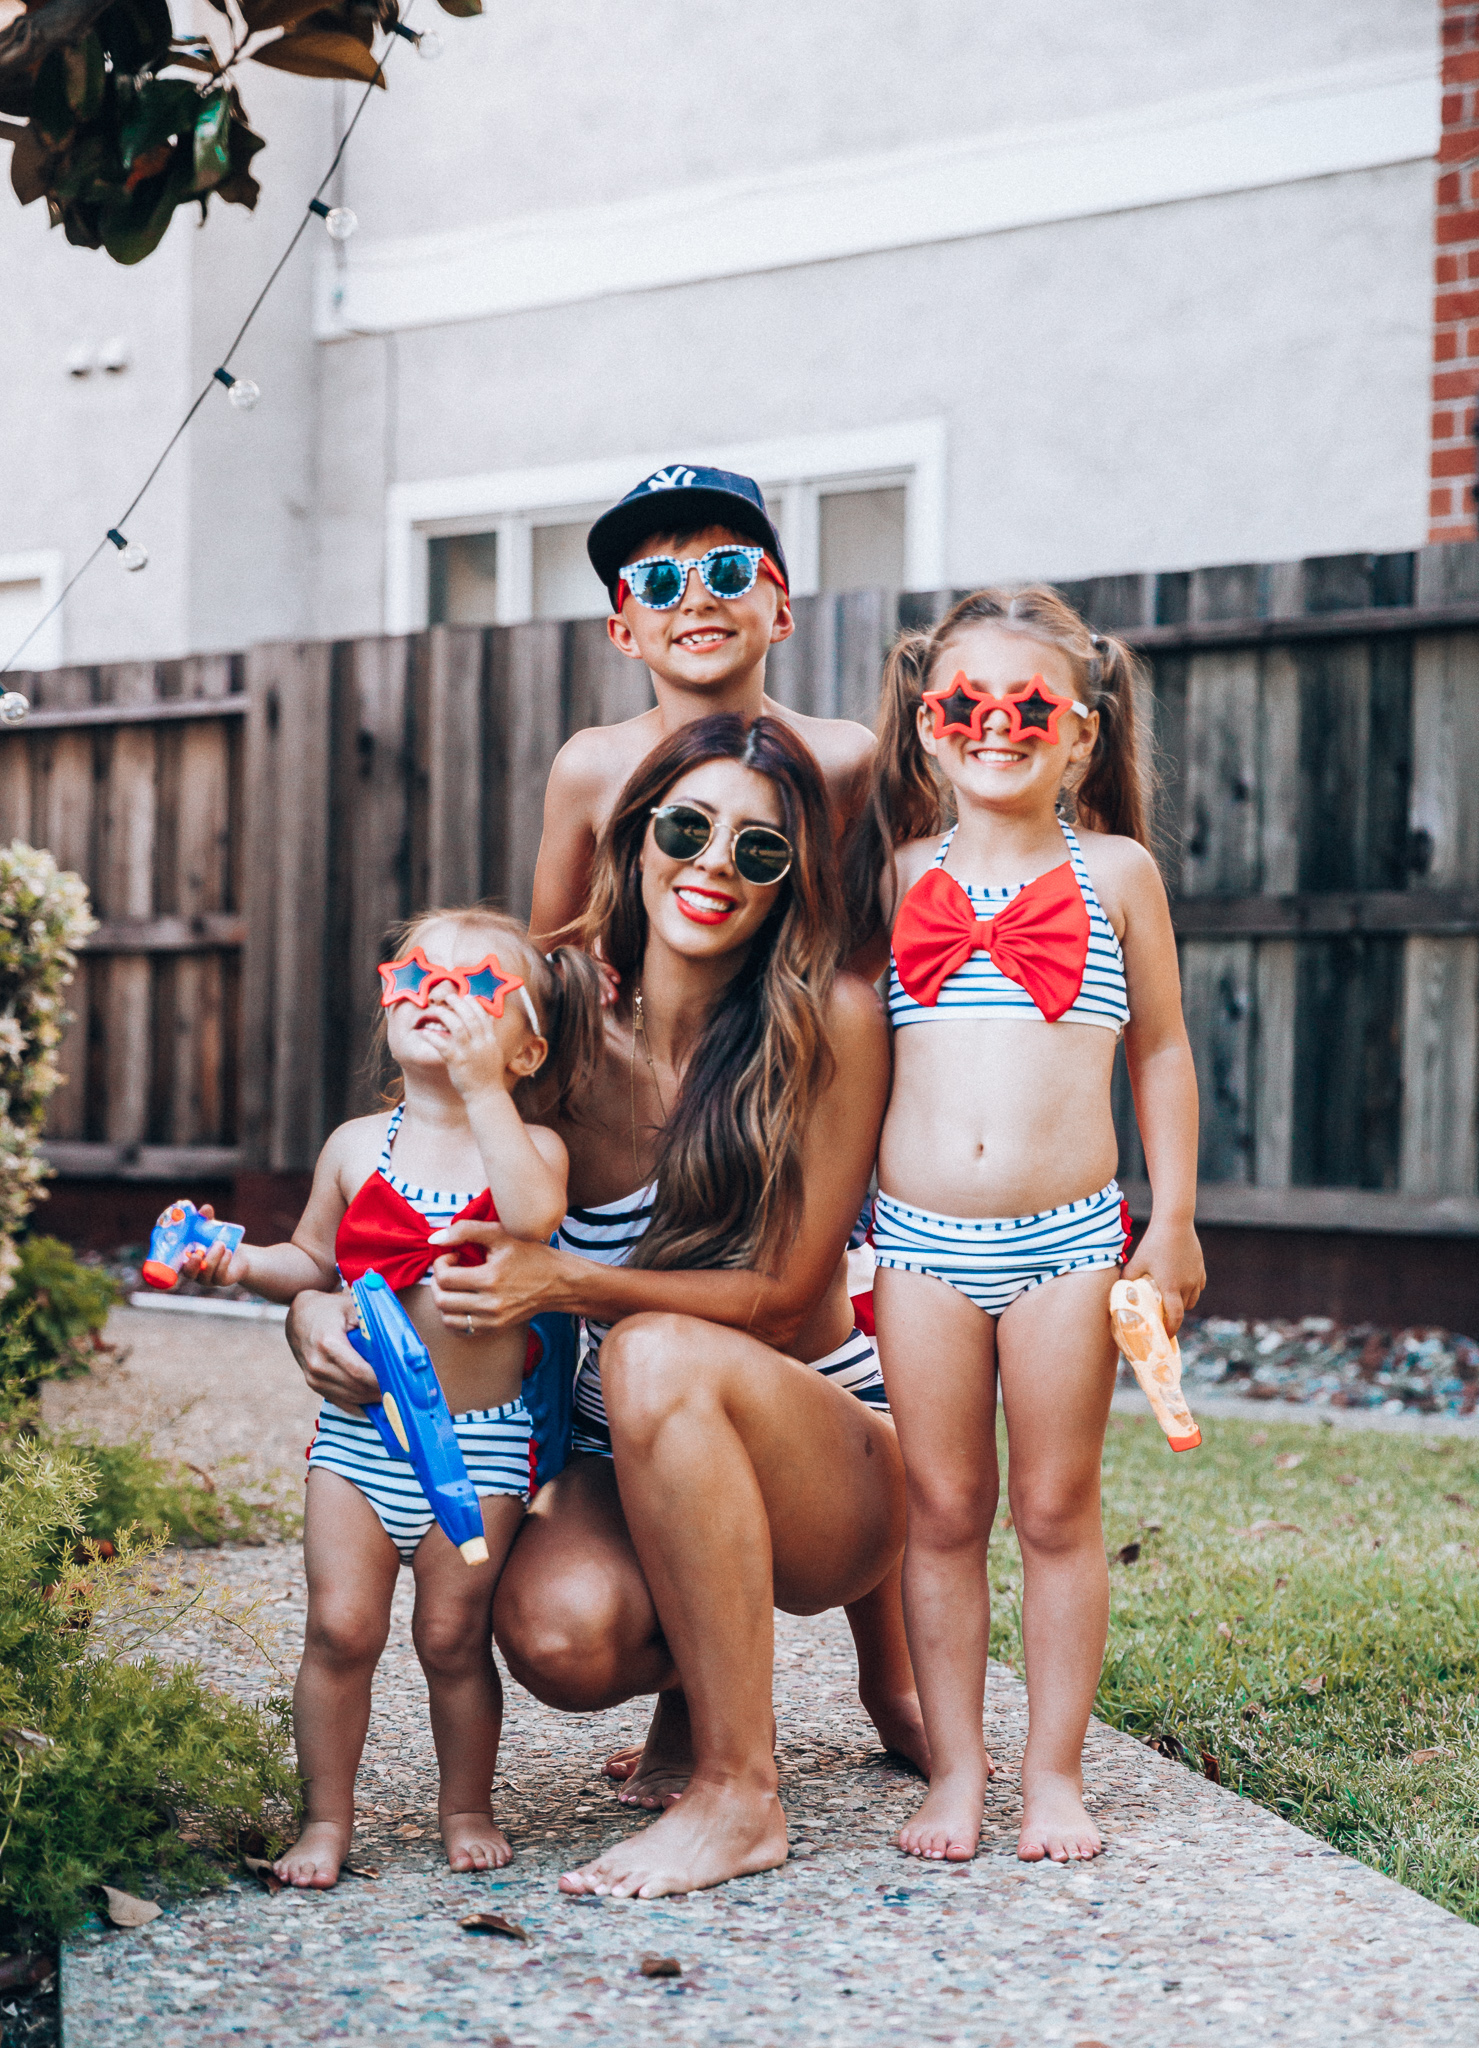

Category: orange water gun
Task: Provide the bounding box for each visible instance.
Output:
[1109,1276,1201,1452]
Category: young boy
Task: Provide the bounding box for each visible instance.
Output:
[529,466,877,944]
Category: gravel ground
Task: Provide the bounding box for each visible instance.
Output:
[53,1302,1479,2044]
[1163,1318,1479,1416]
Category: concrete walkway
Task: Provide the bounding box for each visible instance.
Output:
[58,1306,1479,2044]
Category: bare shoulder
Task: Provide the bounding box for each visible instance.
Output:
[825,969,888,1048]
[893,832,948,900]
[524,1122,569,1170]
[550,712,665,806]
[768,706,876,810]
[1073,827,1168,925]
[320,1111,388,1194]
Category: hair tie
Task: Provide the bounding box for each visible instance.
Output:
[1090,633,1105,650]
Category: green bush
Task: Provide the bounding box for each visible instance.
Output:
[0,1331,299,1946]
[7,1235,118,1389]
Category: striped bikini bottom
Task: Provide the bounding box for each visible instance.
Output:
[570,1324,890,1460]
[307,1398,532,1562]
[872,1179,1131,1319]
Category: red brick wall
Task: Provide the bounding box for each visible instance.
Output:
[1433,1,1479,541]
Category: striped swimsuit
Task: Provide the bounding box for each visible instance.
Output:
[308,1104,532,1558]
[875,825,1132,1316]
[556,1185,889,1458]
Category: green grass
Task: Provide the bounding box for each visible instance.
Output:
[988,1411,1479,1921]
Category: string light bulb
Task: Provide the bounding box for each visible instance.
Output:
[309,197,358,240]
[107,529,148,572]
[213,367,260,410]
[0,693,30,724]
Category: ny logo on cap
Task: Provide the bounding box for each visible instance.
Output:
[647,467,697,491]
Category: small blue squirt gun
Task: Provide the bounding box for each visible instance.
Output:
[346,1269,490,1566]
[142,1199,245,1291]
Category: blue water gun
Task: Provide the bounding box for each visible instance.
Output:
[142,1200,245,1291]
[346,1270,490,1566]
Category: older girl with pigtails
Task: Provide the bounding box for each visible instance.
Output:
[846,586,1204,1866]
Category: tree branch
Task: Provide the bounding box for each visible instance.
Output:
[0,0,117,89]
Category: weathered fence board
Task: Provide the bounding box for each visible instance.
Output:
[3,546,1475,1246]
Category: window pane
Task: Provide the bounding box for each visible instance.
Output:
[818,487,906,594]
[429,532,499,627]
[533,521,606,620]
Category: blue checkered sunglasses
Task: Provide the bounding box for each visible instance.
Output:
[616,545,786,611]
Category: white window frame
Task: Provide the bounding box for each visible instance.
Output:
[385,420,945,631]
[0,550,65,672]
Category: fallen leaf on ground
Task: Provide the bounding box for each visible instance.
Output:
[1241,1702,1267,1721]
[1115,1541,1141,1565]
[241,1854,285,1895]
[640,1954,682,1977]
[0,1726,51,1752]
[1407,1747,1451,1763]
[1444,1494,1470,1507]
[1300,1675,1326,1695]
[0,1953,54,1991]
[1248,1432,1268,1447]
[101,1886,161,1927]
[1273,1452,1304,1470]
[184,1463,217,1494]
[1216,1621,1233,1638]
[1335,1473,1357,1486]
[1237,1521,1303,1538]
[461,1913,530,1943]
[342,1863,380,1879]
[394,1824,426,1838]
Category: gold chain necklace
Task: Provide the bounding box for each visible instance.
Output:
[630,985,669,1181]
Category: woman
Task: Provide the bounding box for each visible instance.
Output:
[287,715,924,1900]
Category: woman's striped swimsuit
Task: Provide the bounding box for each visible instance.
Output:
[307,1104,532,1558]
[556,1186,889,1458]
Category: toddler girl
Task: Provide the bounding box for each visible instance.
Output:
[849,588,1204,1865]
[188,906,600,1887]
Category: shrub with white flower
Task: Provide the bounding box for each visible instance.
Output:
[0,843,95,1293]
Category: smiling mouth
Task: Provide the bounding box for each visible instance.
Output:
[970,746,1028,765]
[673,628,733,650]
[675,884,739,923]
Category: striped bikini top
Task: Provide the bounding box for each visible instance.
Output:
[334,1102,495,1291]
[888,824,1129,1033]
[555,1182,657,1356]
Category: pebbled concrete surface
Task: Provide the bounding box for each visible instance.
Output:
[63,1545,1479,2048]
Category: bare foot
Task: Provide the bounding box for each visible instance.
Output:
[604,1692,695,1809]
[274,1819,350,1889]
[1017,1770,1102,1862]
[442,1807,512,1872]
[896,1770,985,1862]
[559,1780,787,1900]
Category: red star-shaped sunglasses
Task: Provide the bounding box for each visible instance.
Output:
[921,671,1090,747]
[378,947,541,1032]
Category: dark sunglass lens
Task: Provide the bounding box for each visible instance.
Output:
[634,561,685,607]
[652,807,713,860]
[705,549,756,598]
[734,830,792,883]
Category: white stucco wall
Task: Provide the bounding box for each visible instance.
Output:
[0,0,1442,668]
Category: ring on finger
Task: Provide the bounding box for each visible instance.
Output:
[464,1313,474,1337]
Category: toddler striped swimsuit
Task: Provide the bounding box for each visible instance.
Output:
[556,1185,889,1458]
[308,1104,532,1556]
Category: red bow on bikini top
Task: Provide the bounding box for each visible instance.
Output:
[892,862,1090,1021]
[335,1174,499,1294]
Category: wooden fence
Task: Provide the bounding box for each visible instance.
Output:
[4,548,1478,1254]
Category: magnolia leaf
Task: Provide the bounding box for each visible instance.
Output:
[101,169,182,263]
[101,1885,162,1927]
[119,78,200,170]
[241,0,331,34]
[192,95,230,193]
[166,49,223,73]
[640,1955,682,1978]
[30,51,75,148]
[249,27,384,80]
[0,1954,54,1993]
[241,1853,286,1894]
[8,124,53,206]
[64,33,105,120]
[216,167,260,207]
[460,1912,529,1942]
[98,0,175,72]
[434,0,481,16]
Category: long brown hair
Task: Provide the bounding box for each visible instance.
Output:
[582,714,843,1275]
[843,584,1153,951]
[369,905,604,1122]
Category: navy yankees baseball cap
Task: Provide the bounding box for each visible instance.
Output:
[587,465,789,606]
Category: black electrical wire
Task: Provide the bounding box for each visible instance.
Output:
[1,15,409,678]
